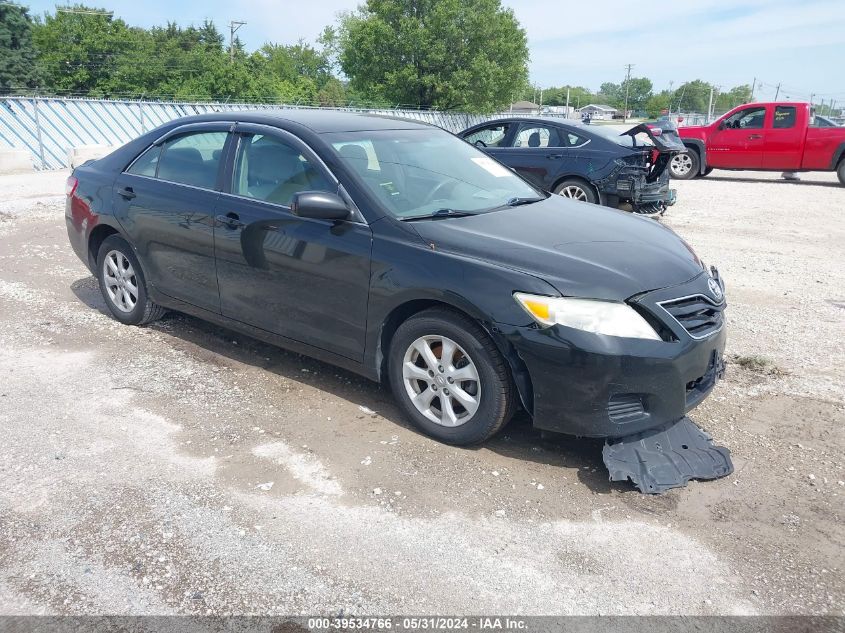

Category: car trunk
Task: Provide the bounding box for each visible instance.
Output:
[621,123,686,184]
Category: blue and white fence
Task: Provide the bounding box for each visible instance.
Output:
[0,97,561,170]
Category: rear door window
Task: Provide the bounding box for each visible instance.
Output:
[156,132,228,189]
[514,125,560,148]
[773,106,797,128]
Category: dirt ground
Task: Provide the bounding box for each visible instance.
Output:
[0,168,842,616]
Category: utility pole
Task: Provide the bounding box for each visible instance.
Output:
[707,86,714,123]
[622,63,634,122]
[809,93,815,106]
[774,82,781,100]
[228,20,246,63]
[565,87,570,112]
[750,77,756,101]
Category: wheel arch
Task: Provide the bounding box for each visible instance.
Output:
[681,139,707,174]
[87,222,123,270]
[376,297,534,415]
[830,142,845,170]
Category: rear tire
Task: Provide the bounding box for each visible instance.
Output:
[553,179,598,204]
[838,160,845,186]
[96,235,166,326]
[670,150,700,179]
[388,308,516,446]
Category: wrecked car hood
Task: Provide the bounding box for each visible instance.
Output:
[410,195,706,301]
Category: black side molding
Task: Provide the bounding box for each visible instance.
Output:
[603,417,733,494]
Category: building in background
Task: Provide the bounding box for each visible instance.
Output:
[577,104,618,120]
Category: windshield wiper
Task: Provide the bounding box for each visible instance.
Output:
[399,208,479,221]
[506,196,546,207]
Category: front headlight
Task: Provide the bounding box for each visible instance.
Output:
[513,293,661,340]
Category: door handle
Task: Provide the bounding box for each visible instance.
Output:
[216,213,245,229]
[748,134,763,140]
[117,186,136,199]
[547,154,564,159]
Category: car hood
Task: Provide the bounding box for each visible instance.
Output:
[409,196,706,301]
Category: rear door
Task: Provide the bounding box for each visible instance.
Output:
[213,124,372,362]
[112,123,232,312]
[488,122,565,190]
[761,105,804,169]
[706,105,766,169]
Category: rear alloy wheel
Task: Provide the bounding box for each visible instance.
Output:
[96,235,166,326]
[553,179,598,204]
[389,308,515,445]
[669,151,700,179]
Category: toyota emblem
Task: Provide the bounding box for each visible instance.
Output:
[708,277,723,301]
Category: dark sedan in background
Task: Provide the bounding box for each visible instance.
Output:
[460,117,685,216]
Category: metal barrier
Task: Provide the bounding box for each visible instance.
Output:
[0,97,567,170]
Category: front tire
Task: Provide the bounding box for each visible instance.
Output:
[388,308,516,445]
[838,160,845,186]
[670,150,700,179]
[96,235,165,325]
[553,179,598,204]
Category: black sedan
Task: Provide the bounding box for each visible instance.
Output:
[66,110,726,460]
[459,117,684,215]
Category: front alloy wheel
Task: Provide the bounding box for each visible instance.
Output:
[389,308,515,445]
[669,151,699,179]
[402,335,481,427]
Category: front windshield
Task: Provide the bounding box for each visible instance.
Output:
[323,128,542,219]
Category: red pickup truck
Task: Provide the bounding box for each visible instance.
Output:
[668,102,845,185]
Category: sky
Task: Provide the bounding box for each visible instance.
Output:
[21,0,845,104]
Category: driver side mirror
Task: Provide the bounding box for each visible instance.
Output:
[290,191,350,221]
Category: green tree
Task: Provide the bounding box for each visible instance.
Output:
[332,0,529,112]
[715,84,752,111]
[0,3,40,93]
[673,79,712,113]
[619,77,653,113]
[645,90,673,118]
[32,5,134,95]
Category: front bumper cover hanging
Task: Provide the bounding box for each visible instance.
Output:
[603,417,734,494]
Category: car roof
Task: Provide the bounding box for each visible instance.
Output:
[166,109,433,133]
[474,116,592,130]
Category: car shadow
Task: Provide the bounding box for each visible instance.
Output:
[706,174,842,188]
[70,275,634,495]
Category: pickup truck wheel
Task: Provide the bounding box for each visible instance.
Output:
[670,151,699,180]
[553,179,598,204]
[838,160,845,186]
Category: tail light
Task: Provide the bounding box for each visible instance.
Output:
[65,175,79,197]
[650,149,660,165]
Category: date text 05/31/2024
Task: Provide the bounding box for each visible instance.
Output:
[307,617,528,630]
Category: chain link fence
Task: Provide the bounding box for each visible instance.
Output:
[0,97,570,170]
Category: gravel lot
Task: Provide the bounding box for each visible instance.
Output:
[0,168,842,616]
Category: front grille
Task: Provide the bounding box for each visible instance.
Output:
[658,294,725,339]
[608,393,646,423]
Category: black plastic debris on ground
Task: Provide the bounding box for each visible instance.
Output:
[602,417,734,494]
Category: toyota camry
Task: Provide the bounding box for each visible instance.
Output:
[65,110,729,487]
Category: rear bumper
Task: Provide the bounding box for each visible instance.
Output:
[497,319,726,439]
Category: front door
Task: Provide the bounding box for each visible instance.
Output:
[112,125,231,312]
[213,126,372,362]
[707,105,767,169]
